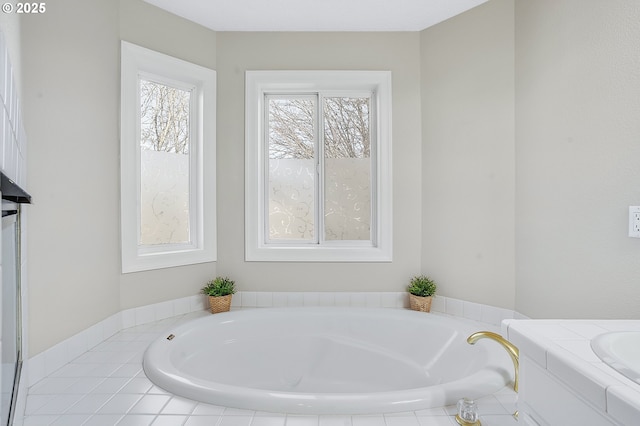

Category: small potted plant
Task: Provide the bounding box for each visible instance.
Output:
[201,276,236,314]
[407,275,437,312]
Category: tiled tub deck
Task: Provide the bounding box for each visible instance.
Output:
[21,301,519,426]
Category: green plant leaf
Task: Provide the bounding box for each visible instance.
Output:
[407,275,437,297]
[201,276,236,297]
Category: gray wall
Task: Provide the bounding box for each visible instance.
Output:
[514,0,640,318]
[22,0,121,357]
[420,0,640,318]
[21,0,218,356]
[420,0,516,309]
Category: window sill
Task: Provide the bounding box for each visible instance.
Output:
[245,245,392,262]
[122,246,215,273]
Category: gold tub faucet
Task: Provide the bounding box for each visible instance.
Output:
[467,331,519,393]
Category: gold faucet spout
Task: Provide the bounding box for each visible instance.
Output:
[467,331,519,393]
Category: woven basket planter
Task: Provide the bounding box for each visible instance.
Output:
[409,294,433,312]
[208,294,232,314]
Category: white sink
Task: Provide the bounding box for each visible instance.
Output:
[591,331,640,384]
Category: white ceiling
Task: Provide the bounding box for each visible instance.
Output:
[142,0,489,32]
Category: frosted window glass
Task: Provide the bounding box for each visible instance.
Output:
[267,98,316,241]
[139,79,191,245]
[323,97,371,241]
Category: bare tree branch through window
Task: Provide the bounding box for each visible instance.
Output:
[267,96,370,160]
[140,79,191,154]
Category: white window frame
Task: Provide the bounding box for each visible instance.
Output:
[120,41,216,273]
[245,70,392,262]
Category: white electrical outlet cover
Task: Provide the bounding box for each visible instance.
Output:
[629,206,640,238]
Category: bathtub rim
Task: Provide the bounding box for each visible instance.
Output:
[143,306,512,414]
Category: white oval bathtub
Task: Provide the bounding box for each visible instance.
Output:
[143,307,511,414]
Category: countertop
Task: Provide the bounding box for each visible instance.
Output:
[503,319,640,425]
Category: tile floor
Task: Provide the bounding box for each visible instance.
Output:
[21,311,519,426]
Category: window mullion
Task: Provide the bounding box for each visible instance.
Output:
[316,93,323,246]
[135,78,143,247]
[263,93,271,245]
[369,92,378,247]
[187,86,196,246]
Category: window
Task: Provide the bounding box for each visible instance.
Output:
[120,41,216,273]
[245,71,392,262]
